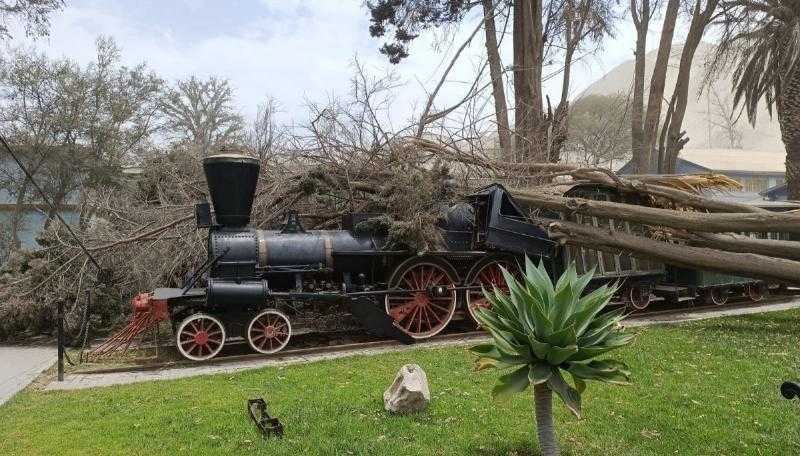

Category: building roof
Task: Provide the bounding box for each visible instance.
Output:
[679,148,785,173]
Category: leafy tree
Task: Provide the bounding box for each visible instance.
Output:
[367,0,471,64]
[0,37,164,246]
[713,0,800,199]
[0,0,63,41]
[160,76,244,157]
[471,258,632,456]
[367,0,617,162]
[562,94,631,168]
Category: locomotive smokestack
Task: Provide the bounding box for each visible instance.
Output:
[203,154,260,227]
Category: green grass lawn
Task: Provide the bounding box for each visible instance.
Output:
[2,310,799,456]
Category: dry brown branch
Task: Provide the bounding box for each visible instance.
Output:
[87,215,195,252]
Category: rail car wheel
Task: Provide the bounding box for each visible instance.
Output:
[746,282,766,302]
[466,257,519,324]
[705,287,729,306]
[628,285,652,310]
[385,257,458,339]
[176,313,226,361]
[247,309,292,354]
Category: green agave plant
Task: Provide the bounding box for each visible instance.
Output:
[471,257,633,456]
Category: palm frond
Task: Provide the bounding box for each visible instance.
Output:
[717,0,800,123]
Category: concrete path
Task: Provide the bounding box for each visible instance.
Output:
[46,299,800,392]
[0,346,55,405]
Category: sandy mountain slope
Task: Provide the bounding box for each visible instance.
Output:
[580,42,783,153]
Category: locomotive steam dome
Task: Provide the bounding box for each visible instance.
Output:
[203,154,260,227]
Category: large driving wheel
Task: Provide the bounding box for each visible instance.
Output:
[466,257,519,324]
[176,313,226,361]
[247,309,292,354]
[385,257,458,339]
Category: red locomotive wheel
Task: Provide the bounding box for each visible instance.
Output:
[466,260,517,324]
[385,260,457,339]
[247,309,292,354]
[176,313,226,361]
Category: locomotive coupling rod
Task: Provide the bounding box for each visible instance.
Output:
[346,284,486,298]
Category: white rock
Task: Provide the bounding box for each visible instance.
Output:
[383,363,431,414]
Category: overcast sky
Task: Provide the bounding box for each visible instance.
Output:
[4,0,687,126]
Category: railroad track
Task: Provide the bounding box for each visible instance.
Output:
[75,293,799,375]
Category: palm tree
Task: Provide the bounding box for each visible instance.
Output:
[471,258,632,456]
[714,0,800,198]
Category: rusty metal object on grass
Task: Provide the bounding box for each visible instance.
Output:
[247,398,284,438]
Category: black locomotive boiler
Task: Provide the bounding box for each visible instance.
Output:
[131,154,663,361]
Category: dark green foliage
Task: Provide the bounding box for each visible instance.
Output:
[367,0,474,63]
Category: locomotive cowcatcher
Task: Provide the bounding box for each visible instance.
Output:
[115,154,662,362]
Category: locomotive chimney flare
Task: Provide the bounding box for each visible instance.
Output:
[203,154,260,227]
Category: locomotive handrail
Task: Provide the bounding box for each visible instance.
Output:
[181,247,229,295]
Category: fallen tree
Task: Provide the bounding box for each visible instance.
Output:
[409,136,768,213]
[684,232,800,262]
[512,190,800,234]
[545,218,800,284]
[2,74,800,342]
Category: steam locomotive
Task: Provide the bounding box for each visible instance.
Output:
[124,154,669,361]
[130,154,774,362]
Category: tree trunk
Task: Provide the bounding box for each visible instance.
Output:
[661,0,719,173]
[42,190,68,231]
[9,176,31,248]
[688,232,800,261]
[630,0,650,174]
[547,219,800,284]
[512,190,800,234]
[528,0,545,161]
[778,65,800,200]
[513,0,529,162]
[642,0,680,172]
[533,383,560,456]
[513,0,545,162]
[482,0,512,160]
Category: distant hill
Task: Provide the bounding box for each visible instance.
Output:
[580,42,784,153]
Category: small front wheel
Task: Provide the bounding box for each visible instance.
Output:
[247,309,292,354]
[176,313,226,361]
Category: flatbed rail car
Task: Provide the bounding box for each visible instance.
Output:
[657,199,800,305]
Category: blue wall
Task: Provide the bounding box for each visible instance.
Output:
[0,209,80,251]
